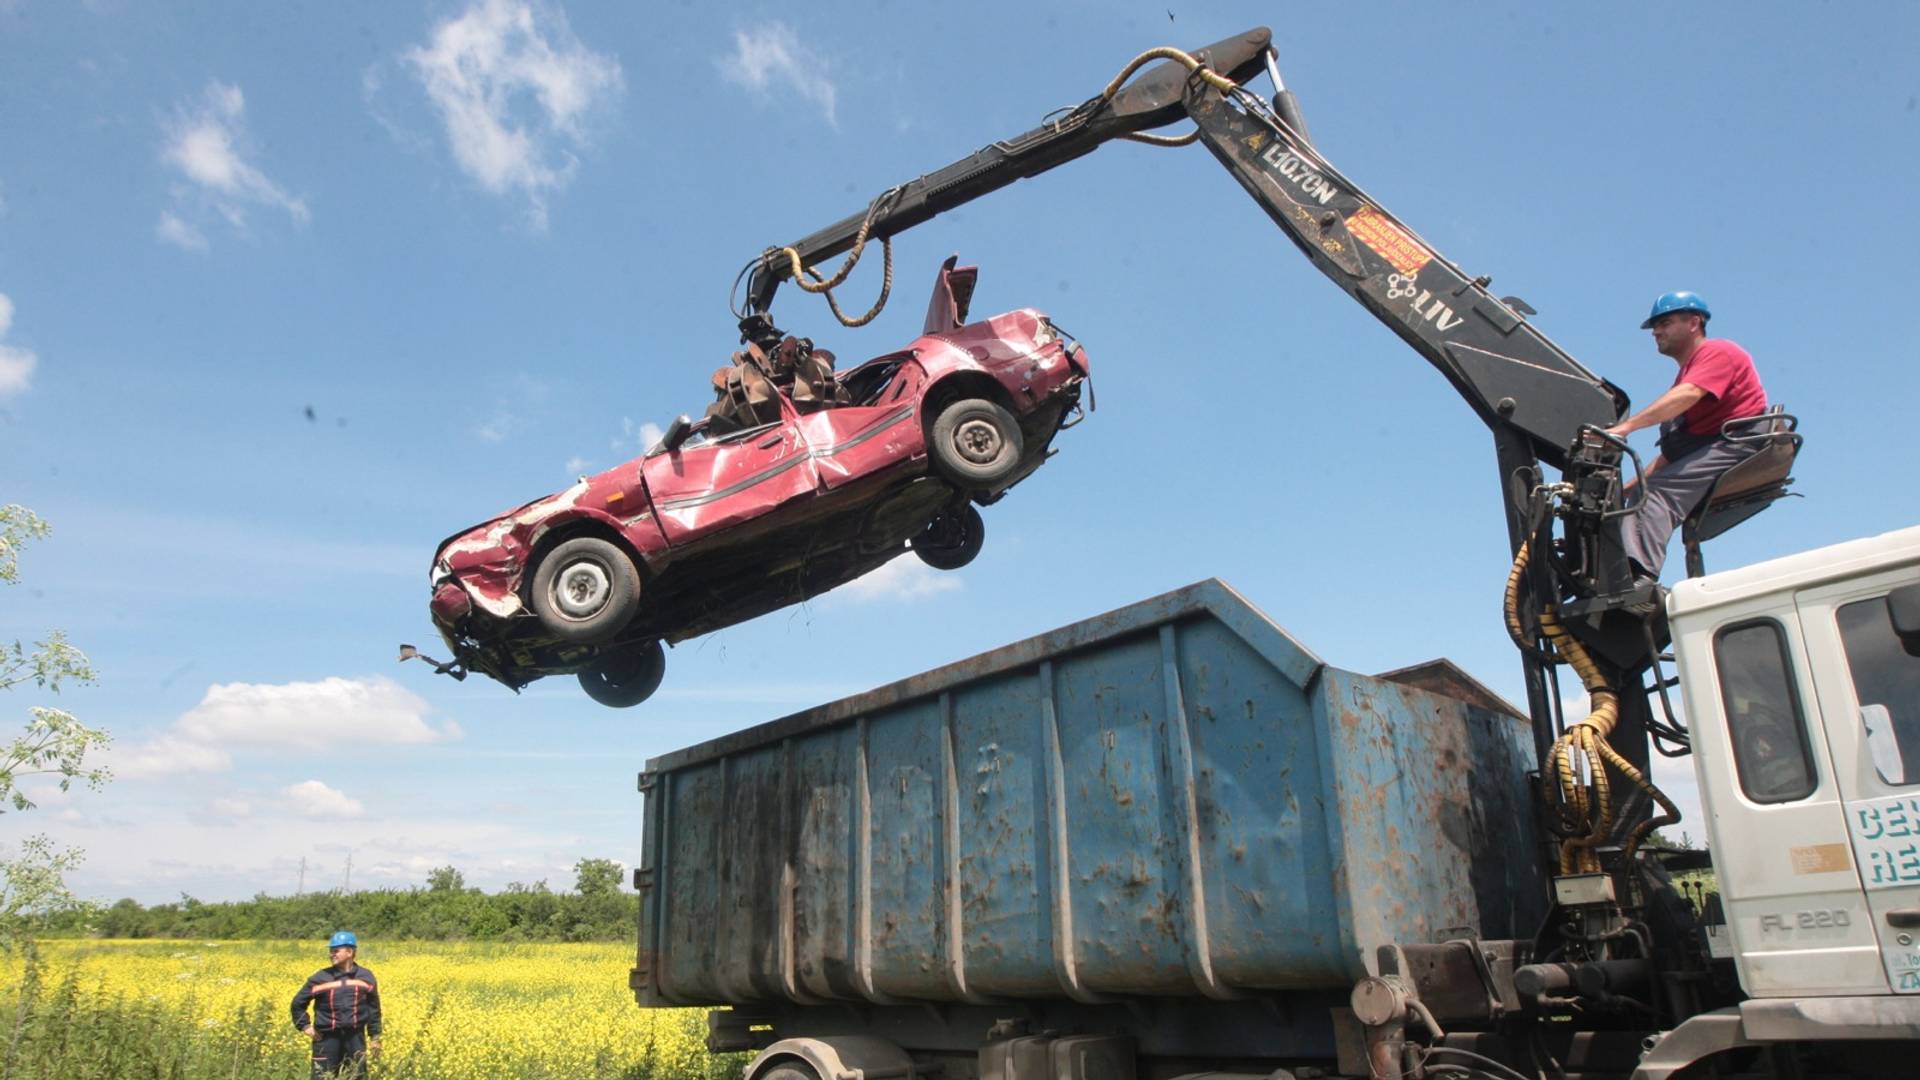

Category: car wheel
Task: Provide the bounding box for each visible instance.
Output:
[530,537,640,643]
[930,398,1023,489]
[911,505,985,571]
[577,640,666,708]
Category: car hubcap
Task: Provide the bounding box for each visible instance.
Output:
[953,418,1003,464]
[553,560,611,619]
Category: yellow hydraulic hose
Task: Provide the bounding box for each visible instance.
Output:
[1096,46,1238,102]
[1504,542,1557,661]
[1094,46,1237,146]
[1506,543,1679,873]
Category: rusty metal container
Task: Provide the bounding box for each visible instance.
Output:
[631,579,1539,1015]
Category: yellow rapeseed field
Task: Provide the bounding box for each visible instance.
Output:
[4,939,738,1079]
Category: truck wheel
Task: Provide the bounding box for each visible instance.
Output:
[759,1067,821,1080]
[577,640,665,708]
[911,505,985,570]
[930,398,1023,489]
[531,537,640,643]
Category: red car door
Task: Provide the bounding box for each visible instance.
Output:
[642,395,821,545]
[794,359,924,491]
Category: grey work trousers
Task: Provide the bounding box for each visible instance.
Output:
[1620,438,1760,578]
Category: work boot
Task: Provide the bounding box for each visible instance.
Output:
[1622,575,1665,617]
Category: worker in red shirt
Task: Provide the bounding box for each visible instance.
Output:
[1603,291,1768,582]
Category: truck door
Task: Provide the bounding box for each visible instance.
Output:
[1680,598,1884,995]
[1796,564,1920,993]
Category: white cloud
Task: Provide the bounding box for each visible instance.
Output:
[605,416,663,454]
[404,0,623,230]
[155,210,208,252]
[718,23,838,126]
[282,780,365,818]
[827,555,962,605]
[178,677,458,751]
[477,412,527,443]
[582,416,662,470]
[211,797,253,819]
[113,676,460,779]
[158,81,308,247]
[361,64,434,154]
[0,292,34,398]
[114,734,236,778]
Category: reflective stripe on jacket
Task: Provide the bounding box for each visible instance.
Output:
[290,964,382,1036]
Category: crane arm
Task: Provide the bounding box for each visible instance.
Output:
[740,30,1273,317]
[1178,78,1628,470]
[743,29,1625,471]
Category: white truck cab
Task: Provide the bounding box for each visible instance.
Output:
[1669,525,1920,999]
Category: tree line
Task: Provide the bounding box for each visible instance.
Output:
[35,859,640,943]
[2,503,647,949]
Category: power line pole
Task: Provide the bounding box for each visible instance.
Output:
[297,857,307,896]
[343,852,353,894]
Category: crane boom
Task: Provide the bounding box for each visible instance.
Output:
[742,29,1626,472]
[741,30,1272,317]
[1179,80,1628,470]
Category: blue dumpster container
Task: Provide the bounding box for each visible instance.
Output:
[632,579,1539,1060]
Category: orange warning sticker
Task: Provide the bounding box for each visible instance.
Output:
[1789,843,1852,875]
[1346,205,1431,277]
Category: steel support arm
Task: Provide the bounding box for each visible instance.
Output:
[742,29,1273,316]
[1180,81,1626,470]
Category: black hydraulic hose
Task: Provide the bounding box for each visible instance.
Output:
[1641,620,1691,752]
[1418,1046,1535,1080]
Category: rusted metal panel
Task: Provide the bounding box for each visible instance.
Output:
[1311,669,1542,981]
[633,579,1539,1008]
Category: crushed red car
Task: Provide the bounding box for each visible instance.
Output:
[411,261,1089,707]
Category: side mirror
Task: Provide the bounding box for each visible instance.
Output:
[661,414,693,454]
[1890,582,1920,658]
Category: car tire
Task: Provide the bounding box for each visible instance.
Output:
[911,505,985,571]
[530,536,640,643]
[577,640,666,708]
[929,398,1023,490]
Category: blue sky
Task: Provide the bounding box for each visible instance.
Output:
[2,2,1916,904]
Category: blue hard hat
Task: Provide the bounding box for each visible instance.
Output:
[1641,291,1711,329]
[328,931,358,949]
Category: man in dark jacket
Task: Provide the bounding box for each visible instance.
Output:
[291,930,383,1077]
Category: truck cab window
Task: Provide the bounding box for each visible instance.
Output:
[1839,594,1920,786]
[1715,620,1817,803]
